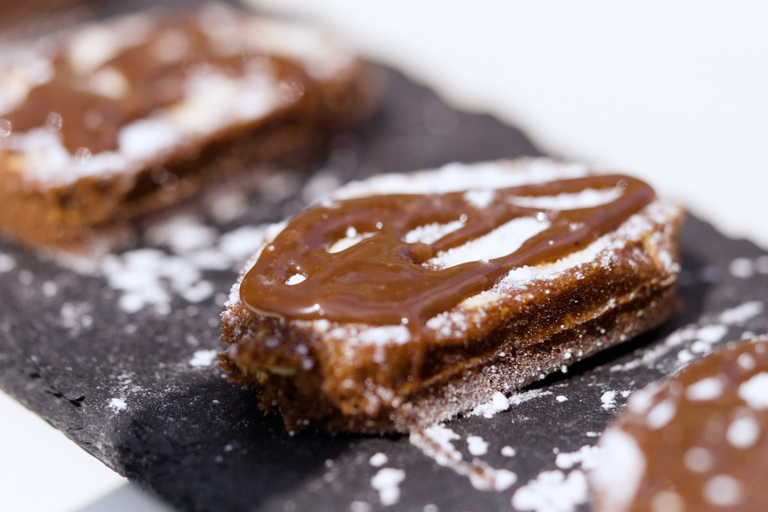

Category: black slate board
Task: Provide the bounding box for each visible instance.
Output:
[2,50,768,512]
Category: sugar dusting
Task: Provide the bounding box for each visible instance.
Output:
[501,446,516,457]
[591,429,646,512]
[554,445,600,470]
[410,424,517,492]
[189,349,218,367]
[404,220,464,245]
[171,158,761,507]
[726,416,760,449]
[0,6,357,188]
[429,217,548,269]
[100,216,271,315]
[511,470,588,512]
[685,377,723,401]
[469,391,510,418]
[223,158,683,351]
[738,372,768,409]
[370,468,406,507]
[369,453,388,467]
[108,397,127,412]
[466,435,488,456]
[469,389,552,418]
[600,391,616,410]
[0,253,16,273]
[610,300,764,374]
[719,301,764,325]
[507,187,622,210]
[703,474,744,507]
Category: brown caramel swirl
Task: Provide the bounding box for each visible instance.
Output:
[1,14,301,155]
[241,174,655,329]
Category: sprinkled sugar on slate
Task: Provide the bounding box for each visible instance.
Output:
[2,33,768,512]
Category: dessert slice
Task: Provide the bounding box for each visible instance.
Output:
[0,3,377,256]
[592,336,768,512]
[220,158,684,433]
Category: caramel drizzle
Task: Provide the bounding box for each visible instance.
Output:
[240,174,655,330]
[1,15,300,155]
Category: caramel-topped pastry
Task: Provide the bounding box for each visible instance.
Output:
[221,159,684,433]
[0,4,377,256]
[593,336,768,512]
[241,174,653,329]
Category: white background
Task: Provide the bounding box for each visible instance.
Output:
[2,1,767,510]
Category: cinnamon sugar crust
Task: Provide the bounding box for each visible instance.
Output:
[220,159,684,433]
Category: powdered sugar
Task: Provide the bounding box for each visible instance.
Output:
[466,435,488,456]
[369,453,388,467]
[645,400,677,430]
[703,475,744,507]
[469,391,510,418]
[501,446,517,457]
[591,429,646,512]
[189,349,218,367]
[59,302,93,335]
[507,187,622,210]
[0,6,358,188]
[738,372,768,409]
[511,469,588,512]
[555,445,600,471]
[601,391,617,410]
[0,253,15,273]
[610,300,765,374]
[719,301,764,325]
[469,389,552,419]
[410,424,517,492]
[730,257,755,278]
[108,397,127,412]
[429,217,548,269]
[225,159,682,353]
[404,220,464,245]
[118,118,181,160]
[464,189,495,209]
[686,377,724,401]
[333,160,590,200]
[101,218,274,315]
[146,216,219,255]
[726,416,760,449]
[370,468,405,507]
[101,249,211,315]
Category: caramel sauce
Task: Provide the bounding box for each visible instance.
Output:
[1,15,297,155]
[611,338,768,511]
[240,174,655,331]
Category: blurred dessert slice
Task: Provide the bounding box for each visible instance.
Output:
[0,3,378,258]
[593,335,768,512]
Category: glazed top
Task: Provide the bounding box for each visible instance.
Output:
[240,173,655,329]
[1,16,289,155]
[0,4,356,186]
[595,336,768,511]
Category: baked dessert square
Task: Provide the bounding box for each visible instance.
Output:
[0,3,377,256]
[220,158,684,433]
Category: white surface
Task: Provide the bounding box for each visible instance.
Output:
[0,390,127,511]
[2,1,768,511]
[250,0,768,249]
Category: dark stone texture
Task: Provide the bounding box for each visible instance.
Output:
[2,13,768,512]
